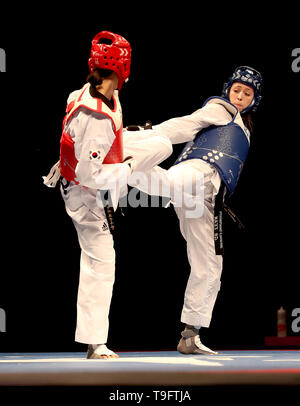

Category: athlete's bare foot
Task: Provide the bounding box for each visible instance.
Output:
[86,344,119,359]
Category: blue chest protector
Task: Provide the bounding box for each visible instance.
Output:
[173,97,250,195]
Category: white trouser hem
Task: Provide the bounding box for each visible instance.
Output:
[75,334,107,345]
[181,312,212,329]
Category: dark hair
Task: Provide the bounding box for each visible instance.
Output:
[242,112,254,133]
[86,68,113,88]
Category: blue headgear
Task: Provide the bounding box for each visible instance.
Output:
[222,66,263,113]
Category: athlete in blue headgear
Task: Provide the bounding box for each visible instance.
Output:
[128,66,263,355]
[222,66,262,113]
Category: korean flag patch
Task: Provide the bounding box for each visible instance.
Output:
[89,150,101,160]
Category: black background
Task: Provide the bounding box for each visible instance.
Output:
[0,7,299,354]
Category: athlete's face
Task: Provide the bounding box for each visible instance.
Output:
[229,82,254,112]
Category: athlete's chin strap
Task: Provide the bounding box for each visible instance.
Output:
[214,182,245,255]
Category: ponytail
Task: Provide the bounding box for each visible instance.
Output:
[242,112,254,133]
[86,68,113,88]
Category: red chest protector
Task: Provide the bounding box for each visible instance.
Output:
[59,83,123,184]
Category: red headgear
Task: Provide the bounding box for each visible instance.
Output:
[88,31,131,90]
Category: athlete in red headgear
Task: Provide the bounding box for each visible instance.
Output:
[43,31,172,359]
[88,31,131,90]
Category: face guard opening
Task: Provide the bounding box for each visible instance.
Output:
[222,66,263,113]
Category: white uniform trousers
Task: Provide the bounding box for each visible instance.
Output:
[62,130,172,345]
[64,199,114,345]
[128,158,223,329]
[123,129,173,173]
[173,160,223,328]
